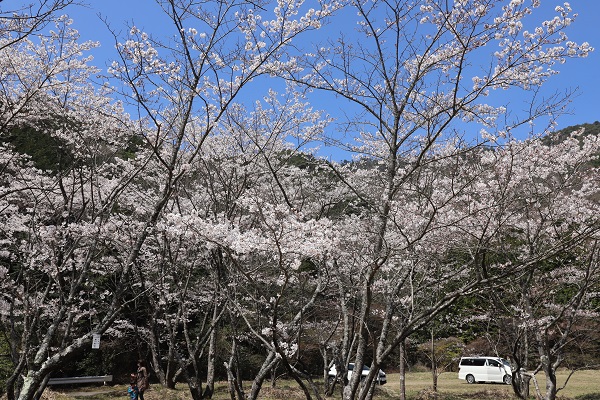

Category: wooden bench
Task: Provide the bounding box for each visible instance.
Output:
[47,375,113,385]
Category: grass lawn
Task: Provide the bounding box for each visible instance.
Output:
[380,370,600,399]
[41,370,600,400]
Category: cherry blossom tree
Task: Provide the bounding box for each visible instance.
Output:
[281,1,594,399]
[462,132,600,400]
[168,92,334,400]
[2,1,342,399]
[0,0,77,51]
[124,86,332,400]
[2,2,598,400]
[1,0,338,398]
[0,14,140,399]
[133,228,228,398]
[0,14,98,139]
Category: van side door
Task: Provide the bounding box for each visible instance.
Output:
[485,358,503,382]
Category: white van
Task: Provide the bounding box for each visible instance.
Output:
[328,363,387,385]
[458,357,512,384]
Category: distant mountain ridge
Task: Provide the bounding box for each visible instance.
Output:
[553,121,600,140]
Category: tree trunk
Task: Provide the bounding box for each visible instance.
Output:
[32,375,50,400]
[5,349,27,400]
[323,353,336,397]
[187,376,203,400]
[16,333,95,400]
[344,278,373,400]
[147,317,169,388]
[203,301,219,399]
[248,350,279,400]
[514,371,531,399]
[16,375,40,400]
[541,360,557,400]
[522,332,530,399]
[399,339,407,400]
[224,339,245,400]
[431,330,437,392]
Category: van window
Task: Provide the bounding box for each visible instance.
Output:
[487,359,501,367]
[460,358,486,366]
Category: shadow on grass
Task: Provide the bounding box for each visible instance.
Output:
[411,387,516,400]
[51,386,600,400]
[409,389,600,400]
[575,394,600,400]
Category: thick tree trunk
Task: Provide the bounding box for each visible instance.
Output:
[16,375,40,400]
[514,371,531,399]
[187,376,203,400]
[16,334,92,400]
[344,278,373,400]
[147,317,169,388]
[248,350,278,400]
[541,359,557,400]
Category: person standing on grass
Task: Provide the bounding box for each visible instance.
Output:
[136,360,149,400]
[128,374,139,400]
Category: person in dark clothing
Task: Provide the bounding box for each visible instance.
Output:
[136,360,149,400]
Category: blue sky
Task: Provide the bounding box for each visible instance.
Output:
[529,0,600,128]
[65,0,600,155]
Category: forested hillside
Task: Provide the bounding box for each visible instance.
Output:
[1,2,599,400]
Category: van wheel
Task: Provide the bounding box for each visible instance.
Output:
[503,375,512,385]
[466,374,476,384]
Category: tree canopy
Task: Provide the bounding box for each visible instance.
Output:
[0,2,598,400]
